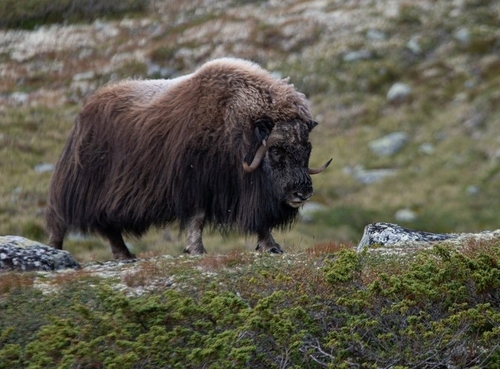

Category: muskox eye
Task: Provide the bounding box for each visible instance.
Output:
[269,147,285,161]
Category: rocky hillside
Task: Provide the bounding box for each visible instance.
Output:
[1,0,499,260]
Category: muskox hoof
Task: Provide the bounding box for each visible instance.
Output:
[269,246,284,254]
[255,244,284,254]
[183,247,207,256]
[113,251,136,260]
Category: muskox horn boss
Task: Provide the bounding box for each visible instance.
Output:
[242,140,268,173]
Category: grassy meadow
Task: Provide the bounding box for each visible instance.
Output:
[0,0,500,262]
[1,2,500,367]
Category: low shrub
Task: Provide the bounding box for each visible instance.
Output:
[0,243,499,368]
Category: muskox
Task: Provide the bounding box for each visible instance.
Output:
[46,57,331,259]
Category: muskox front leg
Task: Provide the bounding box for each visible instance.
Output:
[184,212,207,255]
[256,231,284,254]
[101,228,136,260]
[46,206,67,250]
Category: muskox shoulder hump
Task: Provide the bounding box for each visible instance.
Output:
[198,57,264,74]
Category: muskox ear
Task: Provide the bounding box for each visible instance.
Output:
[306,120,318,132]
[253,117,274,143]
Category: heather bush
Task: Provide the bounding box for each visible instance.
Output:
[1,243,499,368]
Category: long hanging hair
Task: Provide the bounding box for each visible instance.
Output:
[46,58,314,238]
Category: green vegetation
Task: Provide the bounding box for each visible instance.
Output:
[0,0,150,29]
[1,242,499,368]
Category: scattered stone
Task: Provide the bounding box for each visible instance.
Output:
[357,222,500,254]
[394,208,417,222]
[418,142,435,155]
[34,163,55,173]
[406,37,421,54]
[344,165,397,185]
[70,80,97,96]
[368,132,409,157]
[387,82,412,103]
[454,27,470,46]
[343,50,372,62]
[73,71,95,81]
[366,29,387,41]
[300,202,328,223]
[9,92,29,105]
[146,63,177,78]
[0,236,79,272]
[93,20,120,39]
[466,185,480,196]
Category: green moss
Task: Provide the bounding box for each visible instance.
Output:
[0,0,150,29]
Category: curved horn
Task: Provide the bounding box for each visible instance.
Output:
[308,158,332,175]
[243,141,268,173]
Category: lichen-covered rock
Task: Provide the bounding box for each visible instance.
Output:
[386,82,412,103]
[344,165,398,185]
[368,132,409,157]
[357,222,500,255]
[0,236,79,272]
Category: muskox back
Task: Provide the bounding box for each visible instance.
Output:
[46,58,330,259]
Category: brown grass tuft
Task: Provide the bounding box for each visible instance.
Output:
[122,259,164,287]
[460,237,500,260]
[52,268,93,286]
[0,272,35,294]
[305,241,352,257]
[197,250,252,272]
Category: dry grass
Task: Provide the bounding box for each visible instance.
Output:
[122,259,165,287]
[305,241,352,257]
[196,250,254,272]
[0,272,35,295]
[51,268,94,286]
[460,237,500,260]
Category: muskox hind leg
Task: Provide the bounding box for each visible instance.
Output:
[100,228,136,260]
[256,231,284,254]
[184,212,207,255]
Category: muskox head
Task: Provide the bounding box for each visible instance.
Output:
[243,116,331,209]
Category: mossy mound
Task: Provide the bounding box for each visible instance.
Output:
[1,241,499,368]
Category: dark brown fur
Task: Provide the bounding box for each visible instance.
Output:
[46,58,320,258]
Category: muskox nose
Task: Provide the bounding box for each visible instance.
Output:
[293,191,312,202]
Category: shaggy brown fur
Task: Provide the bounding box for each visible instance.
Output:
[46,58,325,259]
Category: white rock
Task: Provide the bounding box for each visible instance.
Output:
[366,29,387,41]
[300,202,328,223]
[358,222,500,255]
[34,163,55,173]
[466,186,480,195]
[418,142,435,155]
[395,209,417,222]
[368,132,409,157]
[344,165,398,185]
[73,71,95,81]
[387,82,412,103]
[406,38,421,54]
[10,92,29,105]
[454,27,470,45]
[343,50,372,62]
